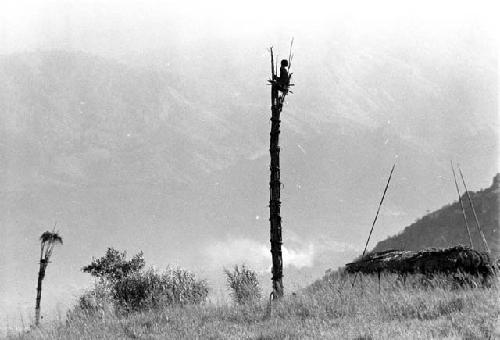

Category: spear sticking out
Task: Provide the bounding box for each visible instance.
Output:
[352,162,396,287]
[450,161,473,249]
[457,164,490,253]
[269,46,275,78]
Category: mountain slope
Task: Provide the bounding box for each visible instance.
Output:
[371,174,499,257]
[0,50,256,188]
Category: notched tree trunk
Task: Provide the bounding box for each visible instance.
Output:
[35,259,48,326]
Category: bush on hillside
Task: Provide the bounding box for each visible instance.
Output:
[113,267,209,310]
[224,264,262,305]
[79,248,208,312]
[82,247,146,283]
[75,282,114,315]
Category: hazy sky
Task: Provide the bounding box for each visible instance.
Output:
[1,0,497,56]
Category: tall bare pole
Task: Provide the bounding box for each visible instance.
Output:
[268,44,293,299]
[457,165,490,253]
[450,161,474,249]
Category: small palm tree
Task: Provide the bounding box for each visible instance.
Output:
[35,230,63,326]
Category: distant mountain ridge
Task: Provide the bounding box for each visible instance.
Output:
[371,174,499,258]
[0,50,252,188]
[0,25,497,331]
[0,48,497,255]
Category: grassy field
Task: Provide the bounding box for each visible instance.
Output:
[7,273,499,340]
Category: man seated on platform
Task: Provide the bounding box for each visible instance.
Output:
[278,59,289,93]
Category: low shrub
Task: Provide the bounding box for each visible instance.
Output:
[77,283,114,313]
[113,267,209,310]
[224,264,261,305]
[79,248,208,313]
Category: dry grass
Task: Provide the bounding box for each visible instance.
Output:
[7,273,499,340]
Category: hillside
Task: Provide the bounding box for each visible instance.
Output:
[9,272,499,339]
[371,174,499,257]
[0,44,497,327]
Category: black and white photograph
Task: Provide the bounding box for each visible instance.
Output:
[0,0,498,338]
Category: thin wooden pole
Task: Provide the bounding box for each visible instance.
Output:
[35,260,47,326]
[457,165,490,253]
[361,163,396,258]
[270,47,275,78]
[451,161,474,249]
[352,163,396,287]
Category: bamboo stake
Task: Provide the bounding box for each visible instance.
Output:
[457,165,490,253]
[270,47,275,78]
[451,161,474,249]
[352,163,396,287]
[287,38,294,71]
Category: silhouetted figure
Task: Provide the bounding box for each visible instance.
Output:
[271,59,289,108]
[278,59,289,92]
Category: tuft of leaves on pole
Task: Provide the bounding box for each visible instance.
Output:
[267,41,294,299]
[35,228,63,326]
